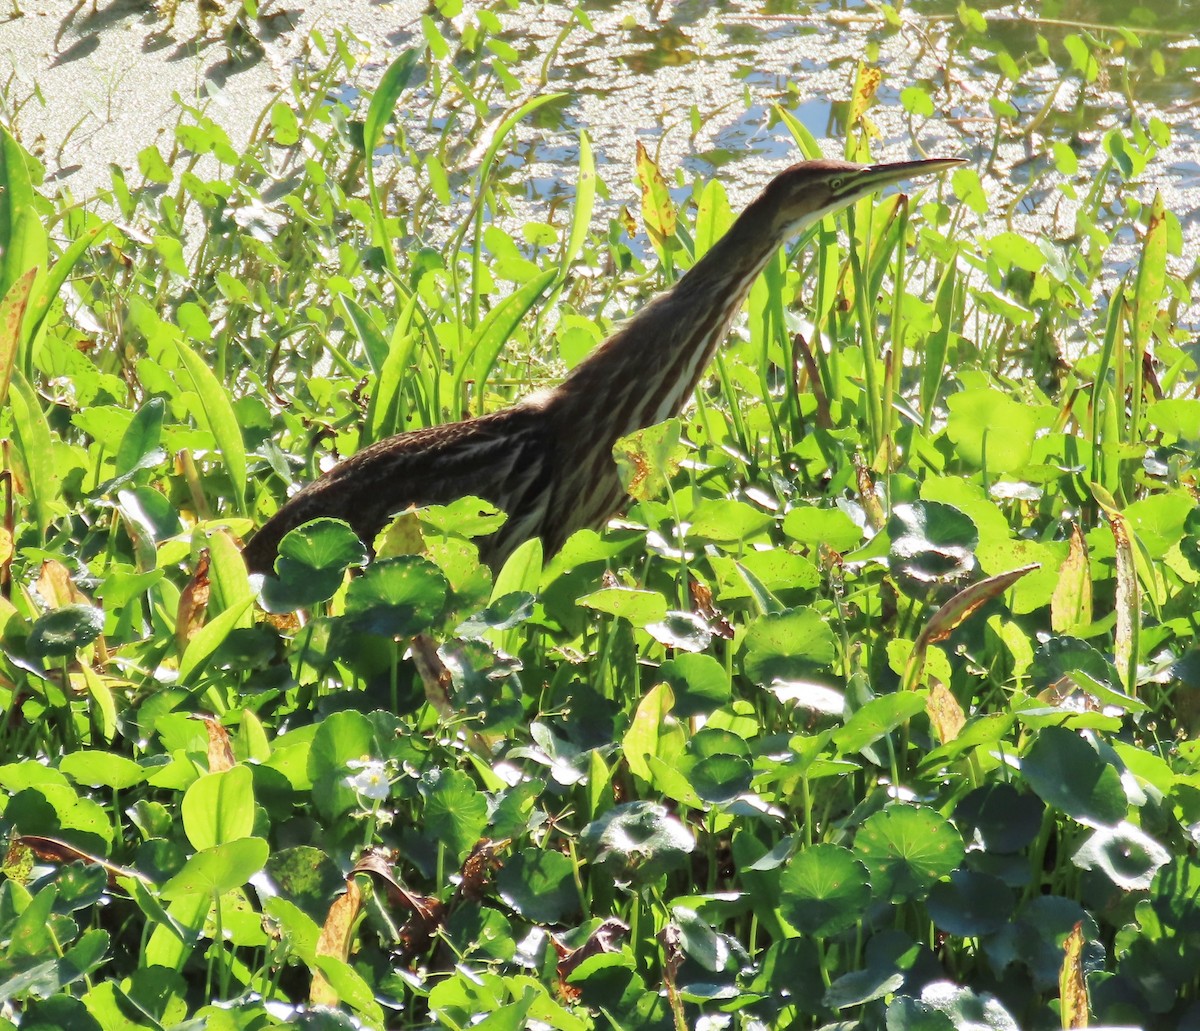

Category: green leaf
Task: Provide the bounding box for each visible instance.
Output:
[833,693,927,755]
[685,498,772,542]
[926,870,1015,937]
[160,838,269,899]
[659,653,731,717]
[28,605,104,660]
[260,518,367,612]
[781,505,863,552]
[742,607,836,684]
[177,598,254,685]
[946,388,1038,473]
[577,587,668,627]
[171,334,247,514]
[613,419,685,502]
[497,848,579,923]
[0,125,45,301]
[344,556,448,636]
[581,801,695,885]
[419,768,488,862]
[1021,726,1127,827]
[562,131,596,274]
[181,766,256,850]
[8,369,61,536]
[887,501,978,588]
[779,844,870,937]
[114,397,166,479]
[855,805,965,902]
[1072,822,1170,890]
[59,751,145,791]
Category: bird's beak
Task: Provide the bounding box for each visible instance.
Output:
[840,157,964,199]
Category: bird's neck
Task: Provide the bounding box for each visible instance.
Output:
[550,195,786,442]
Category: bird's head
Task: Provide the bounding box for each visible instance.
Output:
[763,156,964,237]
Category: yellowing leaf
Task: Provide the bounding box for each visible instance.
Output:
[634,140,675,244]
[1052,524,1093,633]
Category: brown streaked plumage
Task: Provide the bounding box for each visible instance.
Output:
[242,157,961,575]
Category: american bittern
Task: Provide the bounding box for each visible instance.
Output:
[242,157,960,575]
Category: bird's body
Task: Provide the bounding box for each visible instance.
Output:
[242,157,960,575]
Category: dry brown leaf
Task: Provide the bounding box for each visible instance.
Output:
[926,677,966,745]
[311,877,364,1008]
[1052,523,1093,633]
[1060,921,1090,1027]
[195,713,235,772]
[176,550,211,654]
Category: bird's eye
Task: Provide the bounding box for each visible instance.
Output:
[829,176,845,193]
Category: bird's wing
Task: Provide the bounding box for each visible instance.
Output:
[242,404,554,573]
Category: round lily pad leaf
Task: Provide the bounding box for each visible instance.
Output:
[954,783,1045,854]
[779,843,870,938]
[344,556,449,636]
[659,653,730,717]
[445,905,516,963]
[498,847,580,923]
[946,387,1037,474]
[781,504,863,552]
[580,801,695,886]
[887,501,978,587]
[28,604,104,660]
[926,870,1015,937]
[884,995,956,1031]
[1021,726,1127,827]
[913,981,1020,1031]
[855,805,965,903]
[647,610,712,652]
[1072,822,1170,890]
[279,517,367,569]
[260,518,367,612]
[689,754,753,804]
[743,607,836,684]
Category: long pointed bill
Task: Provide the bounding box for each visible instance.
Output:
[836,157,964,202]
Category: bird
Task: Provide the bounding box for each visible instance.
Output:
[242,156,961,575]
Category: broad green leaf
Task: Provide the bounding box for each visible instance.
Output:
[743,607,836,684]
[59,751,145,791]
[855,805,965,903]
[419,768,489,862]
[28,605,103,660]
[1132,190,1166,352]
[160,838,269,900]
[833,693,927,755]
[781,505,863,552]
[8,369,61,536]
[779,844,870,937]
[260,518,367,612]
[888,501,978,588]
[177,598,254,684]
[614,418,684,502]
[1021,726,1127,827]
[181,766,256,850]
[171,335,247,514]
[577,587,667,627]
[1072,822,1169,890]
[946,388,1037,473]
[581,801,694,885]
[114,397,166,478]
[0,266,35,407]
[497,848,579,924]
[344,556,448,636]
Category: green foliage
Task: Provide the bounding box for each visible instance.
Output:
[0,8,1197,1030]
